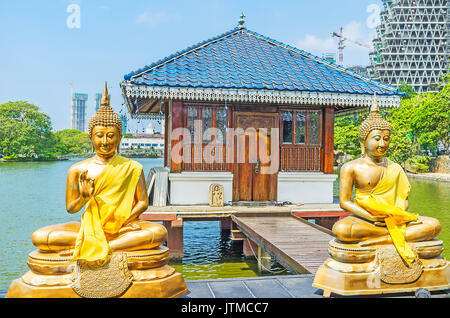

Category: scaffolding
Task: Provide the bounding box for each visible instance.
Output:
[368,0,450,92]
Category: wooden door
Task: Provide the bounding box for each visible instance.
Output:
[233,112,278,202]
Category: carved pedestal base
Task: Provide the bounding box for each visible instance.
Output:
[6,247,189,298]
[313,239,450,297]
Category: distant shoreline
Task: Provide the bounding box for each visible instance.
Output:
[407,173,450,183]
[0,158,69,163]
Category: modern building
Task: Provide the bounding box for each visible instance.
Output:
[121,22,401,206]
[71,93,88,132]
[120,134,164,154]
[95,93,102,111]
[120,114,128,135]
[368,0,450,92]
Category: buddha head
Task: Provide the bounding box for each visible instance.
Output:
[88,81,123,156]
[359,94,392,159]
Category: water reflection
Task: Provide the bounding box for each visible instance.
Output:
[169,221,289,280]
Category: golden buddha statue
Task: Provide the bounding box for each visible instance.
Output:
[6,82,188,298]
[313,95,449,297]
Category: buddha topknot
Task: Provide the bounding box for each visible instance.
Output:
[88,81,122,138]
[359,94,391,142]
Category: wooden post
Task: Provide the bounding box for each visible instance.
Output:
[243,238,259,257]
[322,106,335,174]
[257,246,272,273]
[163,219,183,259]
[170,100,183,173]
[220,217,232,230]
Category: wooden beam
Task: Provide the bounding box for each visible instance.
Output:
[322,106,335,174]
[170,100,183,173]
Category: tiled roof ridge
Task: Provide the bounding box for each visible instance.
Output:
[242,29,398,93]
[123,26,398,94]
[124,27,242,81]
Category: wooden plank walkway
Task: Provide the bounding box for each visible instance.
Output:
[231,214,333,274]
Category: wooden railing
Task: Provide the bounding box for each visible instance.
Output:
[182,144,321,172]
[280,145,321,172]
[182,143,228,171]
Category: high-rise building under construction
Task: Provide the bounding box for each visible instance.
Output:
[368,0,449,92]
[71,93,88,132]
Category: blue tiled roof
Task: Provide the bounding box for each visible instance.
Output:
[124,27,399,96]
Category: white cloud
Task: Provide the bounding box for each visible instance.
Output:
[134,11,170,27]
[340,21,374,51]
[296,34,336,54]
[295,20,376,66]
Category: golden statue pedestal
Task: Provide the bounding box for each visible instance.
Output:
[313,239,450,297]
[6,246,189,298]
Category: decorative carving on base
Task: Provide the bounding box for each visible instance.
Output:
[374,245,423,284]
[71,253,133,298]
[313,239,450,297]
[6,247,189,298]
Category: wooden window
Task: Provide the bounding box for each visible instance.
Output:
[280,109,322,172]
[282,111,293,143]
[187,107,198,142]
[184,105,228,171]
[202,107,213,143]
[281,109,321,146]
[295,111,306,144]
[215,108,227,144]
[309,111,320,145]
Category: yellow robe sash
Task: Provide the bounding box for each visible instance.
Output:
[355,159,418,265]
[72,155,143,264]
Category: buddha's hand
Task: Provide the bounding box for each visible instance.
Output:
[79,170,95,199]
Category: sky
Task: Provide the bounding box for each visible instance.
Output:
[0,0,385,132]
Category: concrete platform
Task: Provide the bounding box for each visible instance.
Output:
[2,275,449,298]
[181,275,450,298]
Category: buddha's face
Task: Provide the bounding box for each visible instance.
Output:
[363,129,390,158]
[91,125,121,157]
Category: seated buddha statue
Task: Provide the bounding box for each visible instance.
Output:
[31,82,167,263]
[6,82,188,298]
[332,95,441,266]
[313,95,449,296]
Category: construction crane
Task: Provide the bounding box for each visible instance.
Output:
[331,27,373,66]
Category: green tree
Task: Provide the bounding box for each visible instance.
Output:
[0,101,56,159]
[385,99,416,164]
[334,115,362,159]
[397,82,417,100]
[54,129,91,155]
[409,76,450,154]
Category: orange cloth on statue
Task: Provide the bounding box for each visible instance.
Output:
[355,159,418,265]
[72,154,142,264]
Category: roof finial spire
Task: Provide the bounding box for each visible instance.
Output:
[238,13,245,29]
[101,80,110,107]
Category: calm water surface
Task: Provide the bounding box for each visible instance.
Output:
[0,160,448,291]
[0,158,286,291]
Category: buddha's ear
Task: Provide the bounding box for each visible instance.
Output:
[117,134,122,154]
[360,140,365,157]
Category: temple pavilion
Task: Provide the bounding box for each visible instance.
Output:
[120,20,402,206]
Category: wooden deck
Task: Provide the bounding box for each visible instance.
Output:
[231,214,334,274]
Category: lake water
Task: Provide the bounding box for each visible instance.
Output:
[0,159,448,291]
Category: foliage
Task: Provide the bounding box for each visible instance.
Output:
[54,129,91,155]
[397,82,417,100]
[0,101,56,159]
[406,155,430,173]
[334,75,450,171]
[334,115,362,159]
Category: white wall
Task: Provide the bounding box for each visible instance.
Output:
[169,172,233,205]
[277,172,337,204]
[168,171,337,205]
